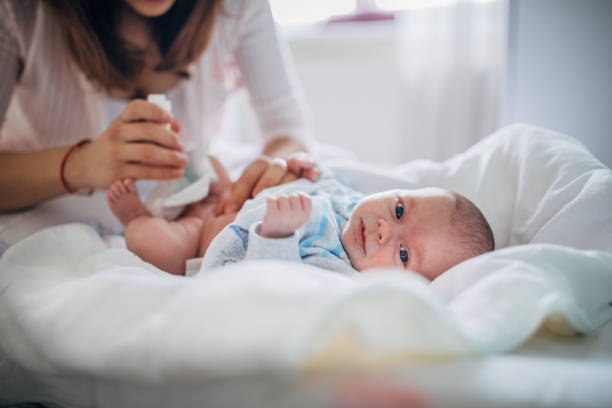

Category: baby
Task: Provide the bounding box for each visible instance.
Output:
[108,160,494,279]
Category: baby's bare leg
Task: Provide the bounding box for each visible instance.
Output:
[108,179,204,275]
[198,211,237,256]
[182,197,237,257]
[126,195,236,274]
[124,215,203,276]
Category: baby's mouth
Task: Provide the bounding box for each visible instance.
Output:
[357,220,366,254]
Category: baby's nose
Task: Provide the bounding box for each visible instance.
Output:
[377,218,391,245]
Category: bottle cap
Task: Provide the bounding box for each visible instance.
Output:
[147,94,172,115]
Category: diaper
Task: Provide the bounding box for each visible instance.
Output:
[185,257,204,277]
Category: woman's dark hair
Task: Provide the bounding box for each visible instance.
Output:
[42,0,220,91]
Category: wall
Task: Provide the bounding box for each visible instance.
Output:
[289,24,401,165]
[222,22,403,165]
[503,0,612,167]
[228,14,505,166]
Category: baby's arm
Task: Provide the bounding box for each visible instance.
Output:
[259,192,312,238]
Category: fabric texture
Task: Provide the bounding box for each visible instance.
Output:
[0,0,312,152]
[200,175,363,275]
[0,124,611,407]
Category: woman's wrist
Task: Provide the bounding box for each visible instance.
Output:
[262,136,307,159]
[62,140,93,191]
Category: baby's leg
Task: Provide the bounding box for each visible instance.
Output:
[182,197,238,257]
[124,215,203,276]
[107,179,203,275]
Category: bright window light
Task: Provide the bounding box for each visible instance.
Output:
[269,0,356,25]
[375,0,458,10]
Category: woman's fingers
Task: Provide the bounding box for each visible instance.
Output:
[214,190,231,216]
[121,163,185,180]
[286,157,311,174]
[119,122,184,151]
[222,158,270,214]
[279,172,298,184]
[220,153,319,215]
[251,158,287,197]
[209,156,234,215]
[120,99,172,124]
[287,154,320,180]
[302,166,321,180]
[208,155,232,187]
[84,100,187,189]
[119,142,188,167]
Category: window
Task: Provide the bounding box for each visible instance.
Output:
[269,0,498,25]
[376,0,458,10]
[269,0,355,25]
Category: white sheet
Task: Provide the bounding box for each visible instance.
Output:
[1,124,611,407]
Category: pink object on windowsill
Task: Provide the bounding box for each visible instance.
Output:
[327,10,395,24]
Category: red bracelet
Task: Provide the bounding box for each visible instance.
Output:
[60,139,94,196]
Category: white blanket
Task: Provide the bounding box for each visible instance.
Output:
[1,124,611,406]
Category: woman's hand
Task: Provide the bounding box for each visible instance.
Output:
[216,152,320,215]
[207,155,233,197]
[64,99,187,190]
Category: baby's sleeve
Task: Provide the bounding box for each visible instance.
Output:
[244,222,302,263]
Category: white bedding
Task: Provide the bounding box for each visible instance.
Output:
[1,124,611,407]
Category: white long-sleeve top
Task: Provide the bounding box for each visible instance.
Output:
[0,0,312,152]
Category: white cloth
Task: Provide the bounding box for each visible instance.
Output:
[0,0,312,151]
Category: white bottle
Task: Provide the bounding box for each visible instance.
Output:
[144,94,217,220]
[147,94,172,125]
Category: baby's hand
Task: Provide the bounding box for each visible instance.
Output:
[260,192,312,238]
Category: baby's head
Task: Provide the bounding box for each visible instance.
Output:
[341,187,494,279]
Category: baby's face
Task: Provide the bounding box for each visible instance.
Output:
[341,188,462,280]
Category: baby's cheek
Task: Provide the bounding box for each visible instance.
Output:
[365,249,395,269]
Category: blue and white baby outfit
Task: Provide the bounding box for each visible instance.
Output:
[199,174,364,275]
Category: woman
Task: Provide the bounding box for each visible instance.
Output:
[0,0,316,213]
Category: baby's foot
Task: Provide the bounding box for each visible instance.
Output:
[107,179,150,226]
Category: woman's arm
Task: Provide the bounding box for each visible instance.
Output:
[0,147,81,211]
[0,18,62,211]
[233,0,313,149]
[0,100,188,212]
[214,0,319,214]
[262,135,307,159]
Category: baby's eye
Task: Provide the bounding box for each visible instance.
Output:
[395,201,404,220]
[399,245,409,266]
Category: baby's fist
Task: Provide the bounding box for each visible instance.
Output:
[260,192,312,238]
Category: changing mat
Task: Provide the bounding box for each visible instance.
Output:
[1,124,611,407]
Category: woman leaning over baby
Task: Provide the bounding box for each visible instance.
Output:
[0,0,317,213]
